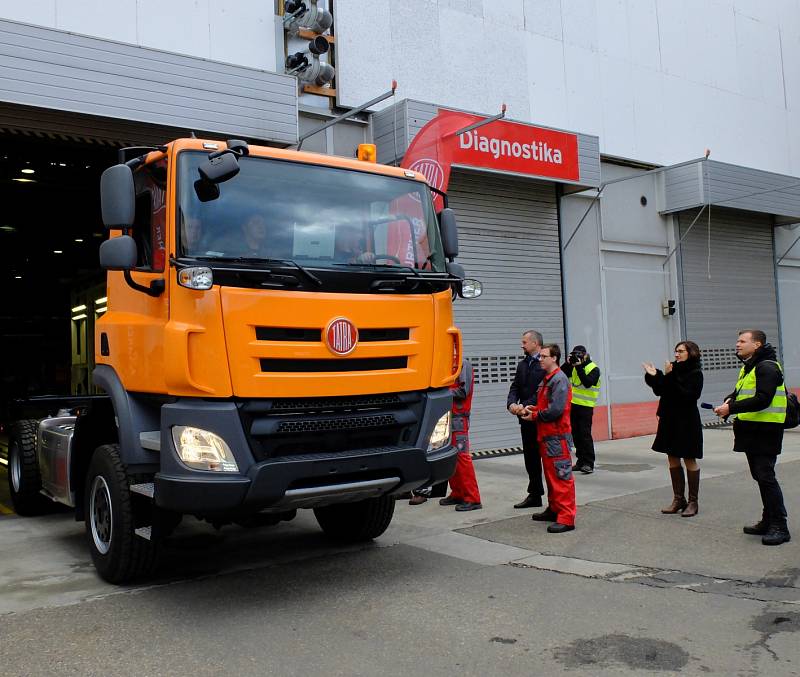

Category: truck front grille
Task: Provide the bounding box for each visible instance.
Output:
[260,357,407,373]
[255,327,409,342]
[238,392,424,460]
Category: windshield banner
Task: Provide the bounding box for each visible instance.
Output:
[401,109,580,212]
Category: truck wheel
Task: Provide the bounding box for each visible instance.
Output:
[313,496,396,542]
[7,419,49,516]
[84,444,158,584]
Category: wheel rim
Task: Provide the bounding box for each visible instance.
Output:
[9,443,21,493]
[89,475,113,555]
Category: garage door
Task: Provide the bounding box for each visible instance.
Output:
[678,208,779,422]
[449,170,564,450]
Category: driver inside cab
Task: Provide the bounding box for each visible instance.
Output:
[334,224,376,264]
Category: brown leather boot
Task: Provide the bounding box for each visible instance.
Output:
[661,467,687,514]
[682,469,700,517]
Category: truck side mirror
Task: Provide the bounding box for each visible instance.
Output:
[100,165,135,229]
[439,208,459,259]
[198,152,240,184]
[99,235,138,271]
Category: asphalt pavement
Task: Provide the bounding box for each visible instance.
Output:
[0,429,799,676]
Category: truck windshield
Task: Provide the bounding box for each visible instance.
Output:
[177,151,446,273]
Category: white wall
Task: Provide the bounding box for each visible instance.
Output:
[335,0,800,175]
[0,0,277,71]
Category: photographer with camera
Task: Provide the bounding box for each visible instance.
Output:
[561,345,601,474]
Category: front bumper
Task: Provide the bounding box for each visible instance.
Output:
[153,389,456,515]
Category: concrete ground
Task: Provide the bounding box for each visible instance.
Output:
[0,429,799,675]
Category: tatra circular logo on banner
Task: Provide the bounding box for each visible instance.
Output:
[409,158,444,191]
[325,317,358,356]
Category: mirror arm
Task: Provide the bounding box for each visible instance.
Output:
[123,271,165,297]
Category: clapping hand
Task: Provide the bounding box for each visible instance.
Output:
[642,362,657,376]
[664,361,673,374]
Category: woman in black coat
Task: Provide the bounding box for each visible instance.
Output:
[643,341,704,517]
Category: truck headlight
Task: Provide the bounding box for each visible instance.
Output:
[178,266,213,290]
[427,411,451,452]
[171,426,238,472]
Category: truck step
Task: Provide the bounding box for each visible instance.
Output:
[139,431,161,451]
[134,526,152,541]
[129,482,155,498]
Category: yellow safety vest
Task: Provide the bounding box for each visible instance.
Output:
[735,361,787,424]
[569,362,601,408]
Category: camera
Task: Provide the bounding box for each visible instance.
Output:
[568,351,584,365]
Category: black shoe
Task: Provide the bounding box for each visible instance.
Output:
[743,520,769,535]
[439,495,461,506]
[514,494,543,509]
[578,464,593,475]
[547,523,575,534]
[455,502,483,512]
[762,527,791,546]
[531,508,557,522]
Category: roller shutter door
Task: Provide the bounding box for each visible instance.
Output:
[449,171,564,450]
[678,208,779,422]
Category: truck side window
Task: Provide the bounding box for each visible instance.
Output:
[132,159,167,272]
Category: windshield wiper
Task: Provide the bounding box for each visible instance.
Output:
[332,262,421,277]
[192,256,322,287]
[266,258,323,286]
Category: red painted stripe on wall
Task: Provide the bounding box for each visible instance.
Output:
[610,401,659,439]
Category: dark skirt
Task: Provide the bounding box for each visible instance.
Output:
[651,412,703,459]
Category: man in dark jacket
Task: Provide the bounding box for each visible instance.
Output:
[507,329,546,508]
[714,329,789,546]
[561,345,601,473]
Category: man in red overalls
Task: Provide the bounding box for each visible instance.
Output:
[437,358,483,511]
[522,344,576,532]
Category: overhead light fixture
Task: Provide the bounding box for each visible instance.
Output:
[20,168,34,174]
[72,313,87,321]
[14,275,21,279]
[12,178,36,183]
[74,238,84,243]
[59,163,66,167]
[53,249,63,254]
[94,297,107,305]
[0,225,14,232]
[71,304,87,313]
[95,307,107,315]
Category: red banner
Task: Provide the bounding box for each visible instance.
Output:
[401,109,580,212]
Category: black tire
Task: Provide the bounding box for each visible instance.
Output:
[7,419,50,516]
[84,444,159,584]
[313,495,396,542]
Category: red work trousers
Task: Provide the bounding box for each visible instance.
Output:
[539,436,576,526]
[448,431,481,504]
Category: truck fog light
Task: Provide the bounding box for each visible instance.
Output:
[171,426,238,472]
[427,411,451,452]
[178,266,213,290]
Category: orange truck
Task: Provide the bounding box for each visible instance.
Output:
[6,138,481,583]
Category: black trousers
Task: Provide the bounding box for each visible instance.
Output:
[520,421,544,497]
[570,404,596,468]
[745,453,788,528]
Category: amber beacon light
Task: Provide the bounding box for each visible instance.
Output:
[357,143,377,163]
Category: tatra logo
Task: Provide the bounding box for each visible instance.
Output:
[325,317,358,356]
[409,158,444,190]
[458,130,564,165]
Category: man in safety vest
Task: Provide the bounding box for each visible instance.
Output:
[561,345,601,474]
[714,329,790,546]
